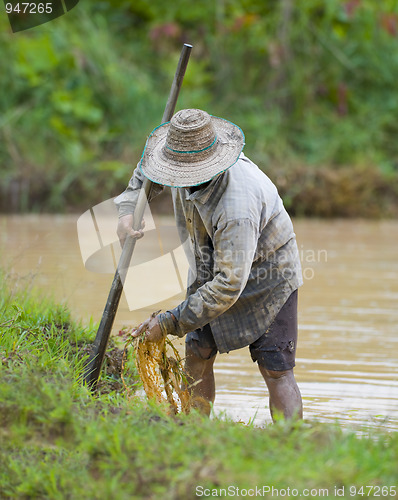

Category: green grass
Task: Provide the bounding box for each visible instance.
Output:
[0,277,397,499]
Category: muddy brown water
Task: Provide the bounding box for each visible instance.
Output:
[1,214,397,431]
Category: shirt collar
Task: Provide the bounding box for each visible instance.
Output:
[184,173,225,204]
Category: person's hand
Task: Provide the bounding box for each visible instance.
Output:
[117,214,145,247]
[131,314,164,343]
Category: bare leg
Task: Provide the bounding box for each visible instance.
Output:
[259,367,303,421]
[184,343,216,416]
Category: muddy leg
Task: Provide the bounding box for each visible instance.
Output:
[184,342,217,416]
[259,367,303,421]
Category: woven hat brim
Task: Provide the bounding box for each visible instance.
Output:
[139,116,245,188]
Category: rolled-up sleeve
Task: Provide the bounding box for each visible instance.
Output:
[168,218,258,336]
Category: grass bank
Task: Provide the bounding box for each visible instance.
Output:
[0,278,397,499]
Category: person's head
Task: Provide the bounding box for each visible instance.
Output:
[139,109,245,188]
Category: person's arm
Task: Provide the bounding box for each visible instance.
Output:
[114,166,164,246]
[132,218,258,342]
[159,217,259,337]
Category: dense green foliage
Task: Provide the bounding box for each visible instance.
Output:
[1,0,398,215]
[1,277,397,499]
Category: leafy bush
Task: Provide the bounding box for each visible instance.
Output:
[1,0,398,215]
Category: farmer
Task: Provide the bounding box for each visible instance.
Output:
[115,109,303,421]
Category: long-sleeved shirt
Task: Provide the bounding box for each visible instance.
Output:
[114,153,303,353]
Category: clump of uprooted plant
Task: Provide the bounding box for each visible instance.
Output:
[120,320,191,415]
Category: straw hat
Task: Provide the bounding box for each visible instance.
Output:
[139,109,245,187]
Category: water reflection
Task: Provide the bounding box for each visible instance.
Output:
[0,216,397,430]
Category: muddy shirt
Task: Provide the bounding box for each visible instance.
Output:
[115,153,303,353]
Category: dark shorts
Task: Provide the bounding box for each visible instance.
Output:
[185,289,298,372]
